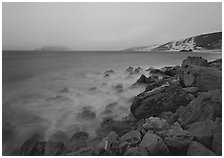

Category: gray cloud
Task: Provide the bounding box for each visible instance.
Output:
[3,2,222,50]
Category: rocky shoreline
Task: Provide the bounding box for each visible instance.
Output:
[19,56,222,156]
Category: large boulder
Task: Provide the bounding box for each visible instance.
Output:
[178,89,222,127]
[130,79,192,119]
[187,141,216,156]
[94,132,119,156]
[66,131,89,152]
[20,134,45,156]
[208,58,222,71]
[119,130,141,154]
[139,132,169,155]
[181,56,208,69]
[96,117,135,138]
[179,66,221,91]
[186,119,221,148]
[48,131,69,144]
[143,117,169,131]
[161,122,193,155]
[124,147,149,156]
[44,141,65,156]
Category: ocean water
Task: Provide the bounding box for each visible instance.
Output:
[2,51,222,155]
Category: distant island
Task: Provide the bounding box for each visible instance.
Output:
[34,46,71,51]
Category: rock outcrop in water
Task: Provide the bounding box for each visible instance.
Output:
[19,56,222,156]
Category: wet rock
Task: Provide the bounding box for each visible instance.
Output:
[131,67,141,74]
[66,147,92,156]
[162,122,193,155]
[88,87,97,91]
[124,147,149,156]
[211,132,222,155]
[178,89,222,127]
[179,66,221,91]
[146,66,155,71]
[134,74,159,85]
[120,130,141,146]
[60,87,69,93]
[126,66,134,73]
[66,131,89,152]
[94,132,119,156]
[44,141,64,156]
[135,74,147,84]
[113,84,124,93]
[187,141,216,156]
[150,69,162,74]
[186,119,221,148]
[143,117,169,132]
[130,79,191,119]
[144,78,168,92]
[49,131,69,144]
[181,56,208,69]
[20,134,45,156]
[160,66,180,77]
[77,106,96,120]
[122,114,137,123]
[139,132,169,155]
[159,111,178,125]
[104,74,110,78]
[104,70,115,74]
[96,117,135,138]
[208,58,222,71]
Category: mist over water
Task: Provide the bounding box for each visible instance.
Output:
[2,51,221,155]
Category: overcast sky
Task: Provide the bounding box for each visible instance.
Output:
[2,2,222,50]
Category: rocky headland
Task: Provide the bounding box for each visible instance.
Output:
[19,56,222,156]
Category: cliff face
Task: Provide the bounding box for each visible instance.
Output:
[128,32,222,52]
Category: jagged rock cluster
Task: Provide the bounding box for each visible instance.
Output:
[19,56,222,156]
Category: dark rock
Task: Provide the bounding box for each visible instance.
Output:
[94,132,119,156]
[130,79,191,119]
[146,66,155,71]
[181,56,208,69]
[20,134,45,156]
[104,70,115,74]
[135,74,147,84]
[159,111,178,125]
[178,89,222,127]
[124,147,149,156]
[44,141,64,156]
[96,117,135,138]
[122,114,137,123]
[144,78,168,92]
[179,66,221,91]
[60,87,69,93]
[88,87,97,91]
[120,130,141,146]
[208,58,222,71]
[77,106,96,120]
[49,131,69,144]
[131,67,141,74]
[187,141,216,156]
[104,74,110,78]
[211,132,222,155]
[186,119,221,148]
[66,147,92,156]
[143,117,169,132]
[139,132,169,155]
[150,68,162,74]
[113,84,124,93]
[183,87,198,94]
[162,122,193,155]
[134,74,159,85]
[126,66,134,73]
[66,131,89,152]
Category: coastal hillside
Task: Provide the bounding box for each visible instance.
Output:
[128,32,222,52]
